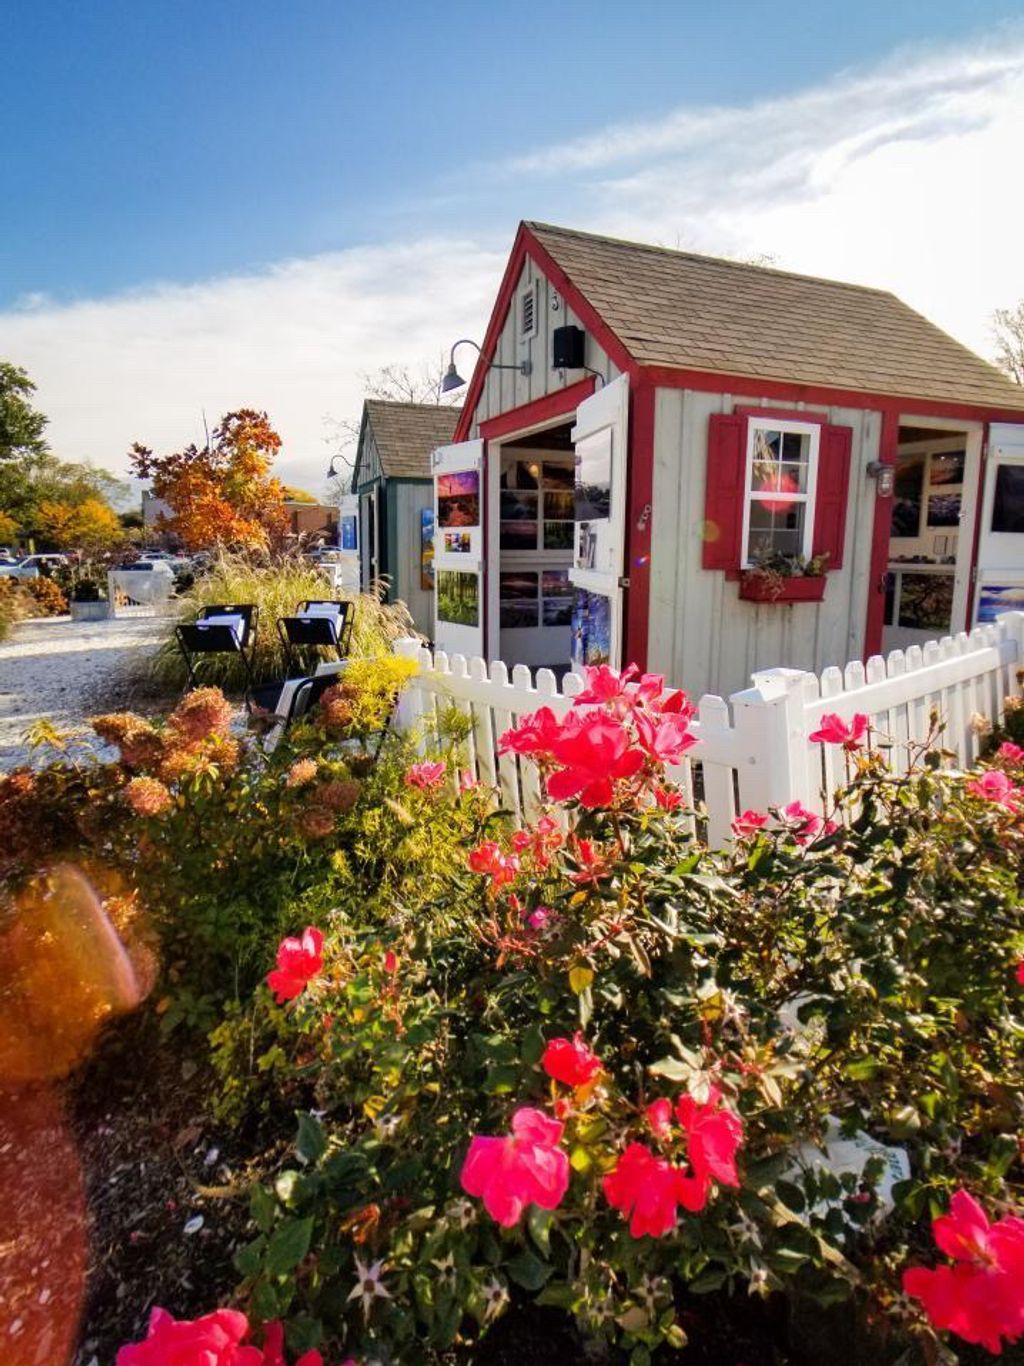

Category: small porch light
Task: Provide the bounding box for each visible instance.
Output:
[867,460,895,497]
[442,338,532,394]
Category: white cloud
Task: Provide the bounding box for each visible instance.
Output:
[3,30,1024,505]
[1,239,505,494]
[498,32,1024,359]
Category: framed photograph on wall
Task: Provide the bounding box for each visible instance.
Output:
[420,508,434,590]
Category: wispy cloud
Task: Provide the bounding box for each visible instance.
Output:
[1,238,505,493]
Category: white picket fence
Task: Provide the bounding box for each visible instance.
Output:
[393,612,1024,847]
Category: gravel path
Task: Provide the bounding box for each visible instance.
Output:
[0,614,173,770]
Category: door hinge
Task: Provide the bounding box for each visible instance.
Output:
[618,576,631,589]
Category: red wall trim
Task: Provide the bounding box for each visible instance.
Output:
[735,404,829,425]
[863,410,900,660]
[640,365,1024,425]
[521,233,637,379]
[453,224,638,444]
[453,227,532,444]
[478,376,596,440]
[623,382,656,671]
[964,425,990,631]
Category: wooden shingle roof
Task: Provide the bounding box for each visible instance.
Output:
[362,400,462,480]
[527,222,1024,411]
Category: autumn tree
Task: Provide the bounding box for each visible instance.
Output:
[38,496,123,554]
[130,410,289,552]
[993,301,1024,386]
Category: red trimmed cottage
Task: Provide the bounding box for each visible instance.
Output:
[428,221,1024,700]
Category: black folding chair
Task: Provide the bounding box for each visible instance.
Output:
[297,600,354,655]
[176,603,259,704]
[198,603,259,648]
[276,601,354,674]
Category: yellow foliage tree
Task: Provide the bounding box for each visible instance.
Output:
[39,497,123,554]
[0,509,18,543]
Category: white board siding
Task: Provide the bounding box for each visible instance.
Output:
[388,480,433,638]
[468,257,620,435]
[648,388,881,701]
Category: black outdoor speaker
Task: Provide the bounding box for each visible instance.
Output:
[552,324,586,370]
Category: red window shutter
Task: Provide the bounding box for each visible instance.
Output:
[812,423,853,571]
[703,413,746,570]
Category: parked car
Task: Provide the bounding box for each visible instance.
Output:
[0,553,70,580]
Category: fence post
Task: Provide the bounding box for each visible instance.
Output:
[998,612,1024,701]
[729,667,816,814]
[392,636,428,737]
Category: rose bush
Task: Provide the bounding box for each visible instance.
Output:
[195,669,1024,1364]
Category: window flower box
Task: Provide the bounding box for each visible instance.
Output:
[739,571,826,604]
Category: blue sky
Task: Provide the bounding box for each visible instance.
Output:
[2,2,1024,490]
[3,0,1021,304]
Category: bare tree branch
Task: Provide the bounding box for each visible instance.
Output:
[992,301,1024,386]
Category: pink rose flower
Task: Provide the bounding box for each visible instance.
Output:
[547,713,645,808]
[460,1106,569,1226]
[966,768,1021,810]
[541,1033,603,1087]
[602,1142,706,1238]
[675,1086,744,1188]
[732,809,768,838]
[467,840,520,888]
[404,760,446,790]
[116,1306,328,1365]
[781,800,823,843]
[808,711,870,749]
[266,927,324,1003]
[902,1189,1024,1355]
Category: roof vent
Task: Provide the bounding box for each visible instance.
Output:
[520,282,538,341]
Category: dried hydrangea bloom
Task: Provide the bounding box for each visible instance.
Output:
[298,805,335,840]
[285,758,318,789]
[317,684,355,734]
[316,778,361,813]
[167,687,234,743]
[123,776,173,818]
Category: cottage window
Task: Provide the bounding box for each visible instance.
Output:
[740,421,820,567]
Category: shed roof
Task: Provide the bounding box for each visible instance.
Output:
[361,400,462,481]
[526,222,1024,411]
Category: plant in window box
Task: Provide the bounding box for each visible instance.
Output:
[739,552,829,603]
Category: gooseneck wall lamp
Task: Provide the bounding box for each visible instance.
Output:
[441,338,532,394]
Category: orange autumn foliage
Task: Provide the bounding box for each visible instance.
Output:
[130,409,289,552]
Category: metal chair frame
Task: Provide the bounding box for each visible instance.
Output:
[175,603,259,705]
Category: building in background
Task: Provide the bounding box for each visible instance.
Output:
[351,399,461,637]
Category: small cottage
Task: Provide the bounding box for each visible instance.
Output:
[430,221,1024,699]
[351,399,461,636]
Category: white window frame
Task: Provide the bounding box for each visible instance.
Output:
[740,418,821,569]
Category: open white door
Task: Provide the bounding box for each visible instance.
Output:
[973,423,1024,624]
[431,439,486,657]
[569,375,629,670]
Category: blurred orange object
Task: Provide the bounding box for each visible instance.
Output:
[0,864,142,1084]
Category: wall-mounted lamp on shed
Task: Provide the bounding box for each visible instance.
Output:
[866,461,895,497]
[441,338,532,394]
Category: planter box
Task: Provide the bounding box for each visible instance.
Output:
[739,574,826,604]
[70,599,110,622]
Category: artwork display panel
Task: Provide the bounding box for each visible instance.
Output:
[574,432,613,574]
[897,572,954,631]
[437,471,480,529]
[420,509,434,590]
[977,582,1024,623]
[442,531,472,554]
[436,569,479,626]
[992,465,1024,533]
[570,588,612,667]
